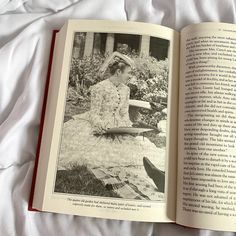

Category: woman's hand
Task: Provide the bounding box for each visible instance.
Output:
[93,122,109,135]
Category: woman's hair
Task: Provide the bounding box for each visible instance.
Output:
[99,52,134,77]
[108,59,130,75]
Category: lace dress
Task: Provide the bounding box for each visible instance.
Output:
[58,79,165,172]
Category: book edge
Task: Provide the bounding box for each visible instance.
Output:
[28,30,59,212]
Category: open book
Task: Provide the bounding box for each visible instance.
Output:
[28,20,236,232]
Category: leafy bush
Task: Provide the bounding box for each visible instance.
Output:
[69,53,106,100]
[128,55,168,127]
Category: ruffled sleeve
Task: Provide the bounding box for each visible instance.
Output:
[119,86,132,127]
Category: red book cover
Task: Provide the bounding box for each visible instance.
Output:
[28,30,58,211]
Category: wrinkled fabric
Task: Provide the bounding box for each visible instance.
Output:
[1,0,236,235]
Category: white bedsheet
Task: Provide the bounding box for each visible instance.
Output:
[1,0,236,235]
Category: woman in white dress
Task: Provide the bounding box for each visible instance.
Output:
[58,52,165,194]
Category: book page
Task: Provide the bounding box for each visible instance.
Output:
[177,22,236,231]
[33,20,179,222]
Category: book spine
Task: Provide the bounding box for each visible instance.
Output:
[28,30,58,211]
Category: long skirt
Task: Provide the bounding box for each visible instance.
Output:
[58,112,166,172]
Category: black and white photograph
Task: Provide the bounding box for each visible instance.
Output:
[54,31,170,201]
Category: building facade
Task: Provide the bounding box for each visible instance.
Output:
[72,32,169,61]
